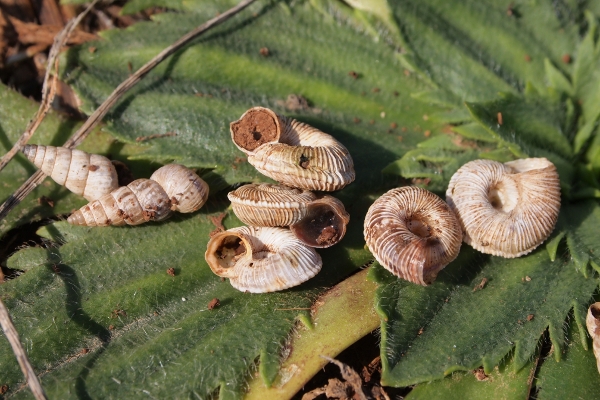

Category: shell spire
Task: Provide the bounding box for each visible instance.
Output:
[150,164,209,213]
[22,144,118,201]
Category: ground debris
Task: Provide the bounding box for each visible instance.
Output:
[209,212,227,237]
[472,277,488,292]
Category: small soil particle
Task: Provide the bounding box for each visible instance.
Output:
[88,165,99,172]
[473,367,489,381]
[497,112,503,125]
[348,71,359,79]
[562,54,571,64]
[88,46,97,53]
[0,385,8,395]
[38,195,54,207]
[316,226,338,246]
[424,130,431,137]
[524,54,532,62]
[108,325,115,330]
[167,267,176,277]
[393,90,399,96]
[372,87,380,93]
[80,348,89,355]
[259,47,270,56]
[369,119,375,125]
[207,298,220,310]
[527,314,534,321]
[353,117,361,124]
[473,277,488,292]
[390,122,398,129]
[422,114,429,121]
[231,108,279,151]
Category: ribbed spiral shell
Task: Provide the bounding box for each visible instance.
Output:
[230,107,355,191]
[205,226,322,293]
[446,158,561,258]
[587,302,600,374]
[228,183,317,226]
[22,144,118,201]
[150,164,209,213]
[67,179,172,226]
[364,186,462,285]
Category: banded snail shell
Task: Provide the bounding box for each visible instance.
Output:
[68,179,172,226]
[22,145,118,201]
[205,226,322,293]
[228,183,350,248]
[230,107,355,191]
[446,158,561,258]
[586,302,600,374]
[150,164,209,213]
[364,186,462,285]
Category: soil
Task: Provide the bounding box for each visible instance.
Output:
[230,108,279,151]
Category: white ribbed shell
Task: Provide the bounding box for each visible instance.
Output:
[446,158,561,258]
[587,302,600,374]
[205,226,322,293]
[228,183,316,226]
[230,107,355,191]
[68,179,172,226]
[150,164,209,213]
[22,144,118,201]
[364,186,462,285]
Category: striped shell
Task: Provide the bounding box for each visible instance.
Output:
[230,107,355,191]
[587,302,600,374]
[22,144,118,201]
[205,226,322,293]
[228,183,316,226]
[150,164,209,213]
[446,158,561,258]
[68,179,172,226]
[228,183,350,248]
[364,186,462,285]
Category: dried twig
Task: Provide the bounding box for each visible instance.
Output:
[0,0,100,175]
[0,299,47,399]
[0,0,257,221]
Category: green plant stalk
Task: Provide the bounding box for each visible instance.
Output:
[245,268,379,399]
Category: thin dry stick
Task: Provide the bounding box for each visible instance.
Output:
[0,0,256,221]
[0,0,100,174]
[0,299,47,399]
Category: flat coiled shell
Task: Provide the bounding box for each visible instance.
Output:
[230,107,355,191]
[446,158,561,258]
[205,226,322,293]
[150,164,209,213]
[587,302,600,374]
[364,186,462,285]
[228,183,317,226]
[67,179,172,226]
[22,144,118,201]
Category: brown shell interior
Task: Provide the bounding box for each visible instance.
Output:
[230,108,280,152]
[206,232,248,277]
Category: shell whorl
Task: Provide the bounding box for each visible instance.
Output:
[150,164,209,213]
[67,179,172,226]
[364,186,462,285]
[205,226,322,293]
[228,183,317,227]
[446,158,561,258]
[22,144,118,201]
[230,107,355,191]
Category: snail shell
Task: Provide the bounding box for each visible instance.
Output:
[22,144,118,201]
[586,302,600,374]
[67,179,172,226]
[205,226,322,293]
[150,164,209,213]
[230,107,355,191]
[364,186,462,285]
[228,183,350,248]
[446,158,561,258]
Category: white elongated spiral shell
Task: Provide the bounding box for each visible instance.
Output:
[230,107,355,191]
[150,164,209,213]
[364,186,462,285]
[22,144,118,201]
[67,179,172,226]
[587,302,600,374]
[446,158,561,258]
[228,183,317,226]
[205,226,322,293]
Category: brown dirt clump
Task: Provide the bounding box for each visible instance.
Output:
[230,108,279,151]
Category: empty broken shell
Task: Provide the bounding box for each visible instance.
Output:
[230,107,355,191]
[150,164,209,213]
[22,145,118,201]
[205,226,322,293]
[364,186,462,285]
[587,302,600,374]
[228,183,350,247]
[446,158,561,258]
